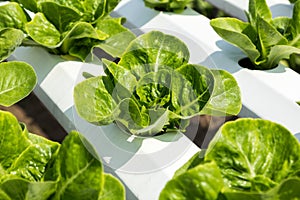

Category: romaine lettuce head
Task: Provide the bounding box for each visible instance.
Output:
[74,31,241,136]
[0,110,125,199]
[0,1,135,60]
[160,118,300,200]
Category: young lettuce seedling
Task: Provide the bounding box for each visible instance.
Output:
[210,0,300,70]
[74,31,242,136]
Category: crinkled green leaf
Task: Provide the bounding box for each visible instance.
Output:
[7,143,57,182]
[136,69,172,108]
[102,59,137,92]
[0,28,24,62]
[84,0,120,22]
[173,64,213,117]
[45,131,104,200]
[0,2,28,31]
[11,0,39,12]
[210,18,260,62]
[205,118,300,192]
[74,76,116,125]
[0,110,59,182]
[2,0,127,60]
[39,2,81,32]
[0,61,36,107]
[62,22,108,57]
[99,174,125,200]
[119,31,189,73]
[266,45,300,69]
[0,178,56,200]
[25,13,61,47]
[159,161,224,200]
[290,1,300,40]
[256,16,288,67]
[41,0,120,22]
[0,111,30,169]
[248,0,272,24]
[26,13,109,59]
[116,98,169,136]
[271,17,291,37]
[200,69,241,116]
[96,17,136,57]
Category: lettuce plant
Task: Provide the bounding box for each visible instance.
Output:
[160,118,300,200]
[144,0,191,13]
[74,31,241,136]
[0,1,135,61]
[0,110,125,200]
[210,0,300,70]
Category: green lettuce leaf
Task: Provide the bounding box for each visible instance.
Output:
[0,61,37,107]
[0,178,56,200]
[0,2,28,31]
[99,174,125,200]
[119,31,190,73]
[205,118,300,192]
[159,161,224,200]
[0,28,24,62]
[0,110,59,181]
[44,131,104,200]
[73,76,116,125]
[200,70,242,116]
[289,1,300,44]
[210,18,260,63]
[96,17,136,58]
[172,64,213,117]
[39,2,81,32]
[248,0,272,24]
[116,98,169,136]
[25,13,61,47]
